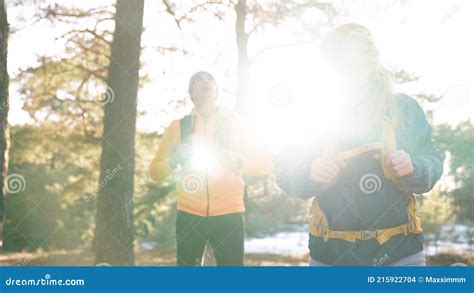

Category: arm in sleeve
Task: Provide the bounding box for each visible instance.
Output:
[275,145,321,199]
[397,96,445,194]
[148,120,180,181]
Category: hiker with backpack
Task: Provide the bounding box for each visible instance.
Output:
[149,71,273,266]
[276,24,445,266]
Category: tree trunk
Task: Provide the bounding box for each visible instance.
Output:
[0,0,10,250]
[235,0,250,115]
[94,0,144,266]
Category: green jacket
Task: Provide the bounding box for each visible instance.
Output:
[276,93,445,265]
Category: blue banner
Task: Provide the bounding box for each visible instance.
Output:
[0,266,472,292]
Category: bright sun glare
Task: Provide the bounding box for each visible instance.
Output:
[247,45,343,153]
[188,143,218,172]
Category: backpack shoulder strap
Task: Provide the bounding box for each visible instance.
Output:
[180,115,193,144]
[382,116,397,152]
[381,116,401,187]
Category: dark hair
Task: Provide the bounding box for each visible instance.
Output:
[188,71,216,96]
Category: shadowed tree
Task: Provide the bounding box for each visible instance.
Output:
[0,0,9,249]
[235,0,249,115]
[94,0,144,266]
[5,1,179,253]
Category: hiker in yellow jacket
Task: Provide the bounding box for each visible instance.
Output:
[149,71,273,266]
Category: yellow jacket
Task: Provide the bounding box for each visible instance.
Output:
[149,107,273,216]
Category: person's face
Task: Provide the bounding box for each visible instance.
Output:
[323,32,379,85]
[190,74,218,106]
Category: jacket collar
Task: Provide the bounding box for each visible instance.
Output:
[190,106,221,120]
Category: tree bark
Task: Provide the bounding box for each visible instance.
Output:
[0,0,10,250]
[235,0,250,115]
[94,0,144,266]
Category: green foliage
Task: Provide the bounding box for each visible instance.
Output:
[245,177,310,237]
[417,191,454,246]
[3,163,61,251]
[436,121,474,179]
[4,124,100,251]
[435,121,474,222]
[16,36,110,136]
[5,124,177,251]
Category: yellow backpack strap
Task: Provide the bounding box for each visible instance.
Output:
[335,142,384,162]
[309,198,331,242]
[308,118,423,246]
[376,193,423,244]
[308,142,337,242]
[309,194,423,245]
[407,192,423,233]
[381,117,401,187]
